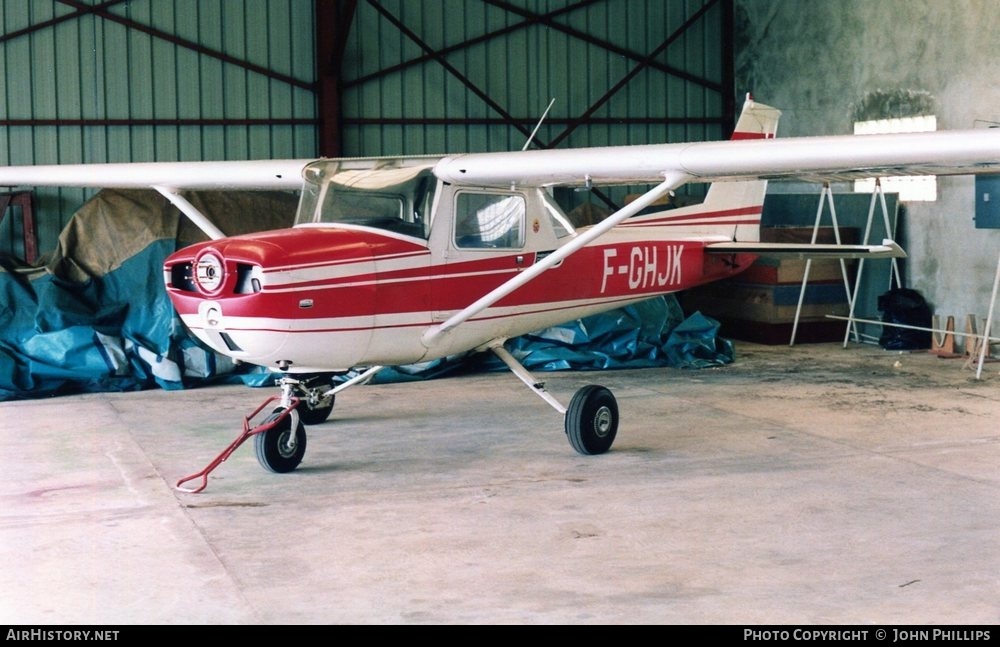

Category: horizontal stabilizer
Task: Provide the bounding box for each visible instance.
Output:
[705,239,906,260]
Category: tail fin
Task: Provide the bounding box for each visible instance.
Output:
[624,96,781,242]
[731,94,782,141]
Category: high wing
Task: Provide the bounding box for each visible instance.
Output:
[433,128,1000,187]
[0,159,309,192]
[3,117,1000,200]
[3,112,1000,193]
[0,159,312,240]
[0,156,447,190]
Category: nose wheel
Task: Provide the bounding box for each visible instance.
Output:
[254,409,307,473]
[175,366,386,493]
[251,374,334,471]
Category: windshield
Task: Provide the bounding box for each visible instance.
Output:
[296,162,437,239]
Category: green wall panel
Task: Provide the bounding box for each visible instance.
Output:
[0,0,317,258]
[341,0,729,154]
[340,0,730,211]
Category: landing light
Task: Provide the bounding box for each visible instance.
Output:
[195,253,225,294]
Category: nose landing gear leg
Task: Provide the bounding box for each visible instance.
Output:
[174,366,384,493]
[175,386,302,493]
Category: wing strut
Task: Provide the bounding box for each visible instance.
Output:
[420,172,691,348]
[154,185,226,240]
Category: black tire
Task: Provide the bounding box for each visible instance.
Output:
[254,409,307,473]
[297,394,335,426]
[565,385,618,455]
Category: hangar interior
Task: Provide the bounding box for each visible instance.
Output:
[1,0,998,624]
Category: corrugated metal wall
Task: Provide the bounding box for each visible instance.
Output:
[341,0,730,155]
[340,0,731,209]
[0,0,731,259]
[0,0,317,258]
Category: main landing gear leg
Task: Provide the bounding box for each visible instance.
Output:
[488,343,618,456]
[175,365,384,494]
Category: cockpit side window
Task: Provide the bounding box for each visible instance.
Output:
[454,192,525,249]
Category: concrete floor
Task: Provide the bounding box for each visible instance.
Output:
[1,342,998,624]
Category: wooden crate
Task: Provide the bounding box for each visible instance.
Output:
[681,227,857,344]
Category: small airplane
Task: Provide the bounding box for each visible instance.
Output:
[2,95,1000,492]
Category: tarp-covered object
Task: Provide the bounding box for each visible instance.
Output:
[0,189,298,399]
[368,296,734,384]
[502,297,734,371]
[0,189,735,400]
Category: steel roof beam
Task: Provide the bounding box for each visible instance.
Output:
[549,0,723,148]
[54,0,314,92]
[366,0,539,144]
[0,0,128,45]
[484,0,721,93]
[345,0,601,89]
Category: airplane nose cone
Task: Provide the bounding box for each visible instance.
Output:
[165,226,401,371]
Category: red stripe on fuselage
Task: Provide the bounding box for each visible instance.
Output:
[621,204,762,227]
[264,249,430,275]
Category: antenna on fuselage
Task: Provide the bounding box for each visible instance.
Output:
[522,98,556,151]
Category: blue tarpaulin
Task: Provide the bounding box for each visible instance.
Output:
[0,189,296,400]
[368,295,734,384]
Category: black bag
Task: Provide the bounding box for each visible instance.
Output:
[878,288,932,350]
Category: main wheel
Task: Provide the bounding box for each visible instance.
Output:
[297,394,335,426]
[254,409,307,473]
[565,385,618,455]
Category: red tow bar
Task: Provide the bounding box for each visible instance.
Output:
[175,395,300,494]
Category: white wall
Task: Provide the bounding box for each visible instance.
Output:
[736,0,1000,321]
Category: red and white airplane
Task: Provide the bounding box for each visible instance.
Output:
[2,96,999,492]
